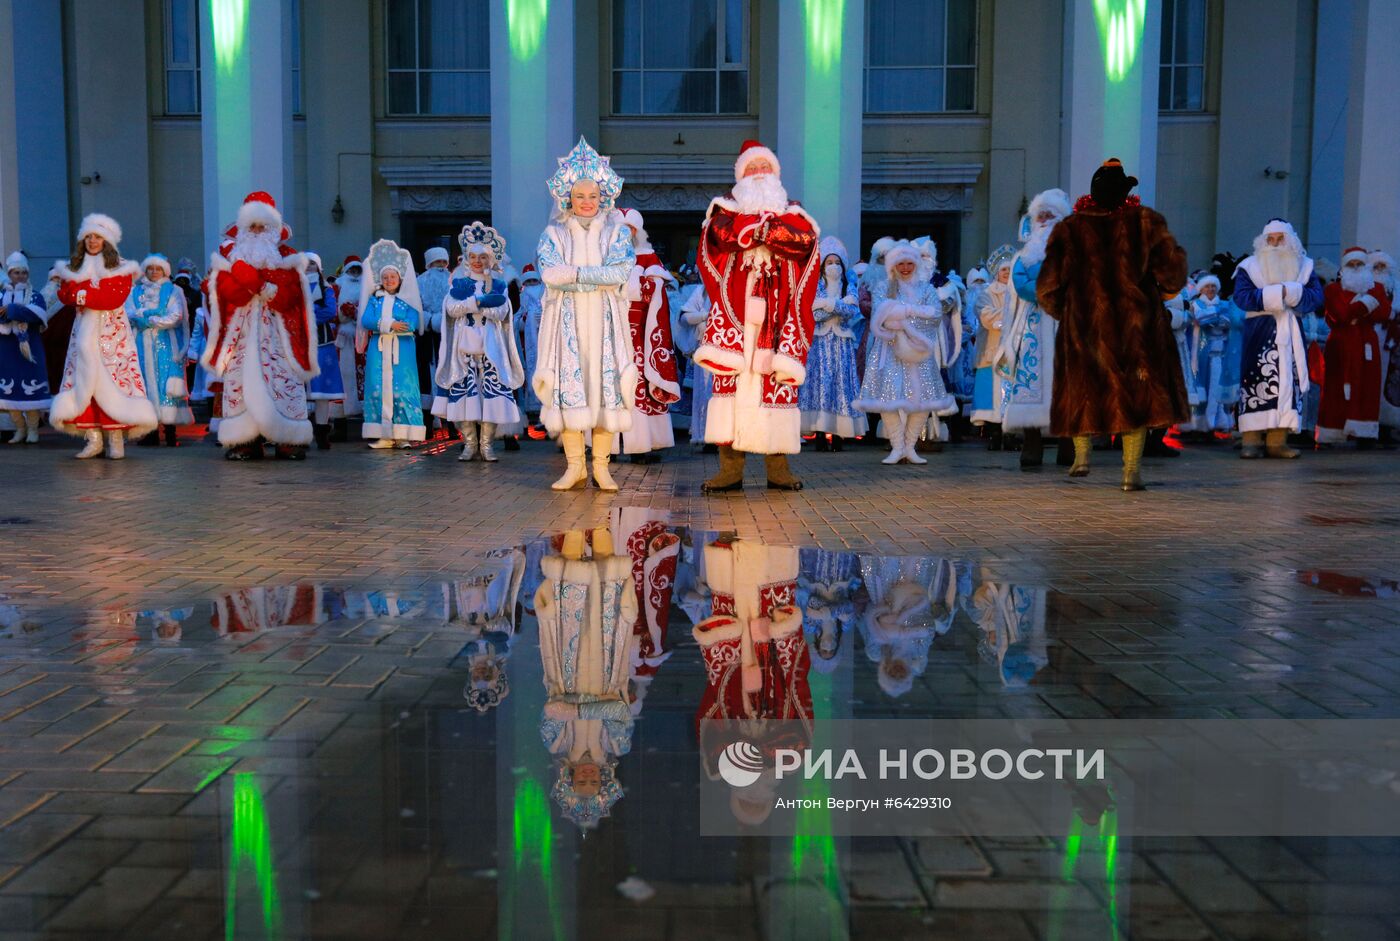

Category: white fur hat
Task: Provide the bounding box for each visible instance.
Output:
[819,236,849,268]
[734,139,781,182]
[1342,246,1369,266]
[1027,188,1072,222]
[303,252,323,271]
[1368,250,1395,270]
[869,236,896,263]
[1195,274,1220,293]
[139,254,171,277]
[4,251,28,273]
[884,240,921,274]
[78,213,122,247]
[620,207,645,231]
[424,246,449,266]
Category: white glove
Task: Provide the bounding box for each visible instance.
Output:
[542,266,577,287]
[1283,282,1302,308]
[813,295,835,313]
[260,282,278,301]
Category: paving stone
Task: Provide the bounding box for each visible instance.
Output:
[43,865,181,932]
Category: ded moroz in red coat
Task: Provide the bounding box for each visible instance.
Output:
[619,248,682,453]
[695,197,820,454]
[1036,195,1190,437]
[1317,278,1392,443]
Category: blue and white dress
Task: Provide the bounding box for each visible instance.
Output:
[533,212,637,435]
[126,277,194,425]
[186,305,216,403]
[432,272,523,427]
[998,256,1057,433]
[674,282,713,443]
[516,281,544,415]
[0,281,52,412]
[799,273,868,439]
[306,280,345,402]
[1188,296,1245,432]
[360,292,425,441]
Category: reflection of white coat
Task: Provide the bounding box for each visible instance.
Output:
[972,577,1048,689]
[858,556,943,698]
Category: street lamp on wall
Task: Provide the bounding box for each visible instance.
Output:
[331,196,345,225]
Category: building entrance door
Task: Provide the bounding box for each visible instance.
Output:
[399,213,492,270]
[859,212,963,275]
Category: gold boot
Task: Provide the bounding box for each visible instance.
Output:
[590,430,619,492]
[1120,427,1146,492]
[1068,435,1091,478]
[765,453,804,491]
[1240,430,1265,459]
[702,444,746,493]
[1265,428,1299,459]
[551,431,588,491]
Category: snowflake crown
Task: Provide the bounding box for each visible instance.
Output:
[458,221,506,260]
[367,239,412,282]
[547,137,624,212]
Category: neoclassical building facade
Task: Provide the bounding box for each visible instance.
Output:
[0,0,1395,278]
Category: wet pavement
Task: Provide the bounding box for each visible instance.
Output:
[3,435,1400,939]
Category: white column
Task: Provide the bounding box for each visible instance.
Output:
[0,0,20,254]
[1061,0,1162,203]
[490,0,577,265]
[1340,0,1400,253]
[774,0,864,254]
[1306,0,1353,261]
[201,0,295,252]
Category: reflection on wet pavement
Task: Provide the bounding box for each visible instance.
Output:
[2,510,1400,939]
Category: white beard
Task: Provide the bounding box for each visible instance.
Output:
[1019,221,1057,267]
[1341,265,1374,295]
[338,275,362,310]
[1374,269,1395,297]
[731,173,789,214]
[1254,244,1302,285]
[229,228,282,269]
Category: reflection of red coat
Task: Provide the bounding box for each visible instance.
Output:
[693,539,812,777]
[203,243,317,380]
[212,584,323,637]
[626,253,681,415]
[1318,281,1391,440]
[624,519,679,678]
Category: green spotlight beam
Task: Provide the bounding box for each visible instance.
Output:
[225,773,282,941]
[507,0,548,61]
[1093,0,1146,82]
[210,0,248,73]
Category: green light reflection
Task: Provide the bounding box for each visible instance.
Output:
[211,0,249,74]
[503,775,564,940]
[507,0,549,61]
[225,772,282,941]
[1093,0,1145,82]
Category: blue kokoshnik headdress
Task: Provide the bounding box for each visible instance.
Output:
[458,221,506,261]
[547,137,624,213]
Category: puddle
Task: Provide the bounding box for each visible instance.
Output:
[1296,570,1400,598]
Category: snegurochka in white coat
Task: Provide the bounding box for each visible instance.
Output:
[433,221,523,463]
[533,138,638,493]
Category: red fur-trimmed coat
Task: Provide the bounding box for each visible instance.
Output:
[1036,197,1190,436]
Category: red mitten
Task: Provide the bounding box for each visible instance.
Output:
[57,279,80,306]
[230,260,263,293]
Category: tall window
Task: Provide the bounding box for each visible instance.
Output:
[865,0,977,113]
[164,0,200,115]
[386,0,490,116]
[1160,0,1206,111]
[611,0,749,115]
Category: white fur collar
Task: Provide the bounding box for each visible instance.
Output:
[60,254,139,283]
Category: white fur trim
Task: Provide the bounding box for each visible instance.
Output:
[1358,292,1380,313]
[771,353,806,387]
[734,145,780,182]
[884,244,920,273]
[78,213,122,247]
[236,199,284,233]
[1368,251,1395,270]
[49,310,159,438]
[166,376,188,398]
[424,246,449,266]
[140,255,172,277]
[694,343,745,376]
[693,615,743,646]
[1195,275,1220,293]
[58,258,139,283]
[1342,249,1368,265]
[1262,283,1284,312]
[4,251,29,273]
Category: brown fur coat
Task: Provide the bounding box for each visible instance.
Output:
[1036,200,1190,436]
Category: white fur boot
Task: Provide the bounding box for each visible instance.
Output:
[105,431,126,460]
[75,429,103,459]
[7,411,25,444]
[23,411,39,444]
[479,423,498,462]
[551,430,588,491]
[903,413,929,465]
[881,412,905,465]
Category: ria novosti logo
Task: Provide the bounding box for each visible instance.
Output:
[717,740,766,788]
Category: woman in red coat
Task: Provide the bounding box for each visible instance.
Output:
[1317,247,1392,445]
[48,214,158,459]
